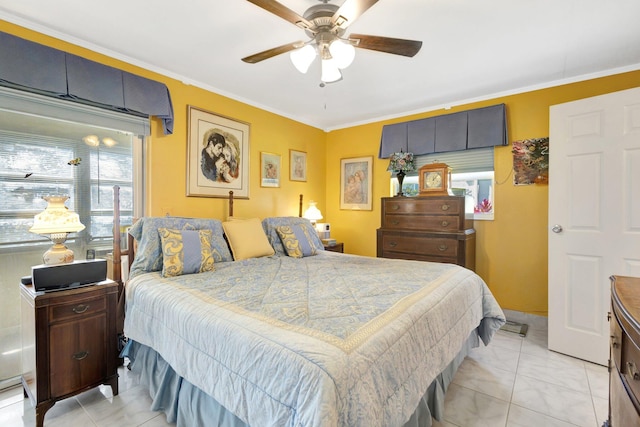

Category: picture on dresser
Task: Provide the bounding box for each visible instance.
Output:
[340,156,372,210]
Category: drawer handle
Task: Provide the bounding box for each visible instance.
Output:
[611,335,619,349]
[441,204,450,211]
[390,205,399,211]
[391,220,400,225]
[72,351,89,361]
[627,362,640,381]
[389,241,398,247]
[438,244,448,252]
[441,221,449,227]
[72,304,89,314]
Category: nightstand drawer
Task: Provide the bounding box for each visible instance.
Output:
[49,295,106,323]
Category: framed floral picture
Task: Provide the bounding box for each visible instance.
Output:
[260,152,281,188]
[187,105,250,198]
[289,149,307,182]
[340,156,373,210]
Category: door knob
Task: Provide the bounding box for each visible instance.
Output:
[552,224,563,233]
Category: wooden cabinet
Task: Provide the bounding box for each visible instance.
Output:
[608,275,640,426]
[21,281,119,427]
[377,196,475,270]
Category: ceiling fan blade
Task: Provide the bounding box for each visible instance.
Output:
[246,0,314,30]
[241,42,303,64]
[331,0,379,29]
[349,34,422,57]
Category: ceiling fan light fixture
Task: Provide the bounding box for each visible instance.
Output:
[290,44,317,73]
[321,58,342,83]
[329,39,355,69]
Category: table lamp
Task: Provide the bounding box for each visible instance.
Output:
[29,195,85,265]
[303,201,323,226]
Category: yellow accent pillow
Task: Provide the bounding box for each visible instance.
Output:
[222,218,275,261]
[158,228,215,277]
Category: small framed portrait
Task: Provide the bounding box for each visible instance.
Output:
[289,149,307,182]
[340,156,373,210]
[260,152,281,188]
[187,105,250,198]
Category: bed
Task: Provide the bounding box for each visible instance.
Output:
[112,188,505,427]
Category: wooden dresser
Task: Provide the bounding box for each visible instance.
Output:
[376,196,475,270]
[608,275,640,426]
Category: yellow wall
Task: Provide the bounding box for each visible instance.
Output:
[326,72,640,315]
[3,20,640,315]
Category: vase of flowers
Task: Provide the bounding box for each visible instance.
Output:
[387,151,416,196]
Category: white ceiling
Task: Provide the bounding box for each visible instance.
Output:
[1,0,640,131]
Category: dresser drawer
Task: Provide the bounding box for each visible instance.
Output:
[615,302,640,404]
[380,251,458,264]
[379,234,459,257]
[383,198,463,215]
[383,214,460,231]
[49,296,107,323]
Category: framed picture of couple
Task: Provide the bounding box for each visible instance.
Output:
[187,105,251,198]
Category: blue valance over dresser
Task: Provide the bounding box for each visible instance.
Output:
[379,103,507,158]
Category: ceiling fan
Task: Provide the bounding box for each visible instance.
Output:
[242,0,422,83]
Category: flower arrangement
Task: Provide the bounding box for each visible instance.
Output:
[387,151,416,172]
[474,198,493,213]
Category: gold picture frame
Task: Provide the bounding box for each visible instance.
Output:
[187,105,250,198]
[289,149,307,182]
[340,156,373,210]
[260,152,281,188]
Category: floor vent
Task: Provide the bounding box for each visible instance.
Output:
[500,320,528,337]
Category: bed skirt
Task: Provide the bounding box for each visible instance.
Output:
[122,330,479,427]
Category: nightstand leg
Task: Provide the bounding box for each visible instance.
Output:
[35,400,54,427]
[106,374,119,396]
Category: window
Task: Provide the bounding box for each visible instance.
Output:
[390,147,495,220]
[0,113,140,253]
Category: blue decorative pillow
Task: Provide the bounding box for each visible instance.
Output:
[276,225,318,258]
[158,228,215,277]
[262,217,324,256]
[129,217,232,278]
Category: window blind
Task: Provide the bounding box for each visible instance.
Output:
[410,147,494,175]
[0,86,150,136]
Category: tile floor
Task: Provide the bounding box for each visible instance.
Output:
[0,310,609,427]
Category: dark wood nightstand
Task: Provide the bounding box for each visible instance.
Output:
[323,242,344,253]
[20,280,119,427]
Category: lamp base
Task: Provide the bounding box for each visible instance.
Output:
[43,243,75,265]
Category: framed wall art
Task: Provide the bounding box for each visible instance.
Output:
[187,105,250,198]
[260,152,281,188]
[289,149,307,182]
[340,156,373,210]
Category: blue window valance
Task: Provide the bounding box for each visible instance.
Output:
[0,31,174,135]
[379,104,507,158]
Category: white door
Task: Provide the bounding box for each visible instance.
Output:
[548,86,640,365]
